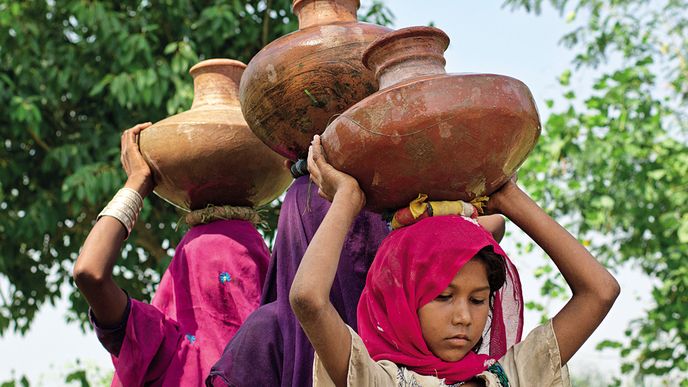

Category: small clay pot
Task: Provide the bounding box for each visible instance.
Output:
[239,0,392,161]
[139,59,292,211]
[321,26,541,212]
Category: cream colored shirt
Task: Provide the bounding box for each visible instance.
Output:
[313,320,571,386]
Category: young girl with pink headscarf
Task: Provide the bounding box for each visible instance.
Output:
[290,135,620,386]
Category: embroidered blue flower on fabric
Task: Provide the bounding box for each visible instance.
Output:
[219,272,232,284]
[185,334,196,344]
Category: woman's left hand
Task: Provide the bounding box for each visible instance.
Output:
[485,175,523,215]
[307,135,365,211]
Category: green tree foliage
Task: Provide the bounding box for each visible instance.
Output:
[503,0,688,382]
[0,1,392,335]
[2,358,113,386]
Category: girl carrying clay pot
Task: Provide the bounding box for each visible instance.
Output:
[289,135,620,386]
[73,123,270,386]
[207,168,506,387]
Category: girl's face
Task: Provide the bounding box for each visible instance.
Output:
[417,259,491,362]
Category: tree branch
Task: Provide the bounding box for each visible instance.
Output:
[262,0,273,47]
[26,127,51,152]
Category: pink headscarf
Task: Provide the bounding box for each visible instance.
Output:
[357,215,523,383]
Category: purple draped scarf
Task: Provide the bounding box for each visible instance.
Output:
[207,176,390,386]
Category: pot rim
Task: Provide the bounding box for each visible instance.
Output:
[362,26,450,71]
[190,58,247,76]
[292,0,361,13]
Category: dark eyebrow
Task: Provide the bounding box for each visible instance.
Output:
[445,284,491,293]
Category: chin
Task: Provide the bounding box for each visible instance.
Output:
[439,350,469,362]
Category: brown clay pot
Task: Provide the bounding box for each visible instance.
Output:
[320,26,541,212]
[139,59,292,211]
[239,0,392,161]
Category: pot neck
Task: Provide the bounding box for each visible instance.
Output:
[292,0,359,29]
[189,59,246,109]
[363,26,450,90]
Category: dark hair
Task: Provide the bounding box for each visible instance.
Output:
[473,245,507,305]
[471,246,507,354]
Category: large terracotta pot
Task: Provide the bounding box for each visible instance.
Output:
[239,0,392,161]
[321,27,541,212]
[139,59,292,211]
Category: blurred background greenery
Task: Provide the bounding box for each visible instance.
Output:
[1,0,686,385]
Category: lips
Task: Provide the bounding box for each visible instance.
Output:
[446,334,471,346]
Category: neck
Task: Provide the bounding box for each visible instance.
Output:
[189,59,245,109]
[293,0,359,29]
[363,26,450,90]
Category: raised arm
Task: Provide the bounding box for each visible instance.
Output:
[73,122,154,327]
[289,135,363,387]
[489,180,620,365]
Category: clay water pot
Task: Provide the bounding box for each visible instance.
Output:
[139,59,292,211]
[320,27,541,212]
[239,0,392,161]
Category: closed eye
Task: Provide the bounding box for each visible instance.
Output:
[435,294,452,302]
[470,298,486,305]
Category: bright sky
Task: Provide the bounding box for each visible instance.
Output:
[0,1,654,385]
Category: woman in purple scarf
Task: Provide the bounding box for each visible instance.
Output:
[207,170,506,386]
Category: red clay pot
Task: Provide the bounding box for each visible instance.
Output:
[321,27,541,212]
[239,0,392,161]
[139,59,292,211]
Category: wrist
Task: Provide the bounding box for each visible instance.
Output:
[332,186,365,215]
[490,182,522,213]
[124,175,153,198]
[98,187,144,239]
[498,188,536,221]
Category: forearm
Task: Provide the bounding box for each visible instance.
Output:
[73,179,147,326]
[290,189,360,315]
[501,190,617,297]
[74,217,128,326]
[73,124,153,327]
[500,186,619,364]
[289,189,361,387]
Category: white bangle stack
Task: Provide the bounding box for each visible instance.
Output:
[97,187,144,239]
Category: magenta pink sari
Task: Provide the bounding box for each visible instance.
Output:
[357,215,523,383]
[109,220,270,386]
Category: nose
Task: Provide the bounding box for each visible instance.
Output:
[451,300,471,326]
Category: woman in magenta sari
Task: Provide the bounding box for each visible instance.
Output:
[73,123,270,386]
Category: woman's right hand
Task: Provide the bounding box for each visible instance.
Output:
[307,135,366,212]
[121,122,154,198]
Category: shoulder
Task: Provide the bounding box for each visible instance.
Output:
[498,320,572,387]
[313,325,397,387]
